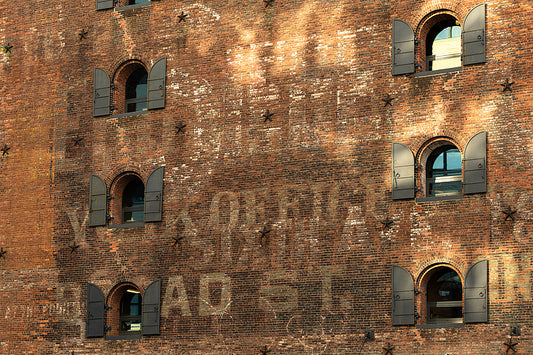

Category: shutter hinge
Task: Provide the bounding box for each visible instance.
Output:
[104,304,112,310]
[104,325,112,333]
[107,194,114,201]
[106,214,114,222]
[414,37,420,45]
[414,311,421,319]
[414,289,421,295]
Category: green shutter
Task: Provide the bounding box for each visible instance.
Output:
[464,260,488,323]
[144,166,164,222]
[148,58,166,110]
[392,265,415,325]
[463,131,486,194]
[86,283,105,338]
[462,4,486,66]
[96,0,113,10]
[392,143,415,199]
[392,19,415,75]
[142,280,161,335]
[93,68,111,117]
[89,174,107,227]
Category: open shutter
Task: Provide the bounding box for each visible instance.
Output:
[148,57,166,110]
[89,174,107,227]
[392,143,415,199]
[392,265,415,325]
[86,283,105,338]
[142,279,161,335]
[463,131,486,194]
[462,4,486,66]
[93,68,111,117]
[392,19,415,75]
[464,260,488,323]
[144,166,164,222]
[96,0,113,10]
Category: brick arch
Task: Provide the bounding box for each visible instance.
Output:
[411,129,470,156]
[109,53,150,77]
[412,0,476,26]
[106,281,143,337]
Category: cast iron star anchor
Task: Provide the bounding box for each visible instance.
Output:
[262,110,274,122]
[382,343,394,355]
[502,206,517,221]
[2,43,13,54]
[381,217,393,231]
[0,248,6,259]
[501,78,515,93]
[79,29,88,40]
[504,337,518,354]
[263,0,274,8]
[73,136,84,146]
[176,123,187,134]
[1,144,10,156]
[69,242,80,253]
[259,226,271,246]
[178,11,188,22]
[382,94,394,107]
[259,345,272,355]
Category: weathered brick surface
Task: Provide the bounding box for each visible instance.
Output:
[0,0,531,353]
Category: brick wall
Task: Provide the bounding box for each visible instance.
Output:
[0,0,531,353]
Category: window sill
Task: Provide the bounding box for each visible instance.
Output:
[108,221,144,229]
[416,323,464,329]
[415,67,462,78]
[115,2,150,11]
[416,195,463,202]
[105,334,142,340]
[111,110,148,119]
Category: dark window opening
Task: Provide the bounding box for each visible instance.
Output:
[125,68,148,113]
[127,0,149,4]
[426,19,461,71]
[427,267,462,323]
[427,145,461,196]
[122,178,144,223]
[119,289,142,334]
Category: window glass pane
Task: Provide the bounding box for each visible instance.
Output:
[430,24,461,70]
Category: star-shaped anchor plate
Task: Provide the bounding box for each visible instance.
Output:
[79,29,88,40]
[262,110,274,122]
[382,94,394,107]
[176,123,187,134]
[504,337,518,354]
[178,11,188,22]
[263,0,274,8]
[501,78,515,93]
[1,144,10,156]
[259,345,272,355]
[502,207,517,221]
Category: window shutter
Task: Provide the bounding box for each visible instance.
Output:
[148,57,166,110]
[392,143,415,199]
[464,260,488,323]
[96,0,113,10]
[463,131,486,194]
[392,265,415,325]
[89,174,107,227]
[142,279,161,335]
[392,19,415,75]
[144,166,164,222]
[86,283,105,338]
[93,68,111,117]
[462,4,486,66]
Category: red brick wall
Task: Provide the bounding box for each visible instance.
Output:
[0,0,531,353]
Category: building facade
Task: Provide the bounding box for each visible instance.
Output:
[0,0,531,353]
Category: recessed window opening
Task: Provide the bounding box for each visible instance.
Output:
[427,145,461,196]
[127,0,149,4]
[125,68,148,113]
[427,267,462,323]
[427,18,461,71]
[120,288,142,334]
[122,177,144,223]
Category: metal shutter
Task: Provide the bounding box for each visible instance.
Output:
[392,143,415,199]
[142,280,161,335]
[392,265,415,325]
[464,260,488,323]
[463,131,487,194]
[392,19,415,75]
[93,68,111,117]
[147,58,166,110]
[86,283,105,338]
[462,4,486,66]
[144,166,164,222]
[89,174,107,227]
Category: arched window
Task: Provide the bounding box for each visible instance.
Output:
[426,267,462,323]
[426,144,462,197]
[426,19,461,71]
[120,288,142,334]
[122,177,144,223]
[125,68,148,113]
